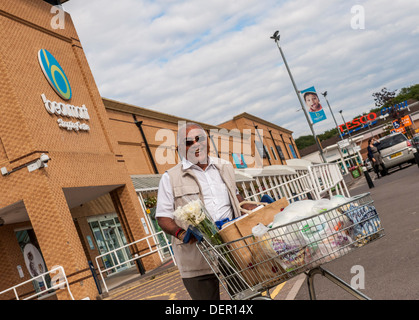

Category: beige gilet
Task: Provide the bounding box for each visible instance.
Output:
[167,159,241,278]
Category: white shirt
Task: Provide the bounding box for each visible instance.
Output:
[156,157,234,222]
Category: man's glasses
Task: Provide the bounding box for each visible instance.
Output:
[185,135,207,147]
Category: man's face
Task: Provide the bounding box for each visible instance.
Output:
[184,127,209,165]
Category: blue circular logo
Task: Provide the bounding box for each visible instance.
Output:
[38,49,72,100]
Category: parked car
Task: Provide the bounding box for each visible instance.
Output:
[411,135,419,151]
[376,133,417,170]
[363,158,374,172]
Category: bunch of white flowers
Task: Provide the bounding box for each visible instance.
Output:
[173,199,233,266]
[174,200,206,226]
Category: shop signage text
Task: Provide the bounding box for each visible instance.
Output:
[41,94,90,132]
[339,101,408,134]
[339,112,377,133]
[391,115,412,134]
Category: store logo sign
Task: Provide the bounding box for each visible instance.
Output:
[38,49,72,100]
[38,49,90,132]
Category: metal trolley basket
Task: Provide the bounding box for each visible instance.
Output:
[197,193,385,300]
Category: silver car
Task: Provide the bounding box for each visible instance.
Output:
[376,133,417,170]
[411,135,419,151]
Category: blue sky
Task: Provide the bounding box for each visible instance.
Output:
[64,0,419,139]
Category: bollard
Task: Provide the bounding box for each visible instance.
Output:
[88,260,102,295]
[362,166,374,189]
[414,151,419,168]
[134,254,146,275]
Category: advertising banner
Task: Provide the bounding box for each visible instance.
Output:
[301,86,327,124]
[392,115,412,130]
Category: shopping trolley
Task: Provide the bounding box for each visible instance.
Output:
[197,193,385,300]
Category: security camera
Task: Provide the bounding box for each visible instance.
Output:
[39,154,50,167]
[1,167,9,176]
[27,154,51,172]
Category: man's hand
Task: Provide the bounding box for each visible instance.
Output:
[157,217,197,244]
[179,230,198,244]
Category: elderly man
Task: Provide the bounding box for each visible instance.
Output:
[156,122,255,300]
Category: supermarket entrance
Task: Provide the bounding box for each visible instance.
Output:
[87,213,135,275]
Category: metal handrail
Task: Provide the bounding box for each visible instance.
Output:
[308,163,350,199]
[95,230,176,293]
[242,163,349,203]
[244,172,312,202]
[0,266,74,300]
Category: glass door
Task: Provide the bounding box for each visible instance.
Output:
[88,214,133,275]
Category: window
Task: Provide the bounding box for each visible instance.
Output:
[289,144,297,158]
[270,146,278,160]
[377,134,406,150]
[255,141,267,158]
[264,145,271,160]
[275,145,285,160]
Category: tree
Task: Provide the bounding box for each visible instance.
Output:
[372,87,397,108]
[295,128,339,150]
[392,84,419,104]
[295,135,315,150]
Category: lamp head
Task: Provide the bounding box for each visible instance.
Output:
[270,31,280,41]
[321,91,327,97]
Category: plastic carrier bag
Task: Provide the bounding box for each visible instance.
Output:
[271,200,316,228]
[266,222,314,273]
[343,203,381,246]
[308,196,354,263]
[270,196,355,266]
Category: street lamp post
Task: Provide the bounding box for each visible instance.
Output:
[321,91,343,140]
[321,91,348,174]
[339,110,356,167]
[339,110,352,139]
[271,31,326,163]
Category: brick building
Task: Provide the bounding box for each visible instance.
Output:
[0,0,160,300]
[0,0,300,300]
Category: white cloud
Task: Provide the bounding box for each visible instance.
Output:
[64,0,419,139]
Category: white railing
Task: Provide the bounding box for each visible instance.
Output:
[241,168,314,203]
[308,163,350,199]
[241,163,350,203]
[0,266,74,300]
[95,230,176,293]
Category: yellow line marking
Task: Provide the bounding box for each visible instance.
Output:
[108,269,179,299]
[109,269,287,300]
[140,292,179,300]
[270,282,286,299]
